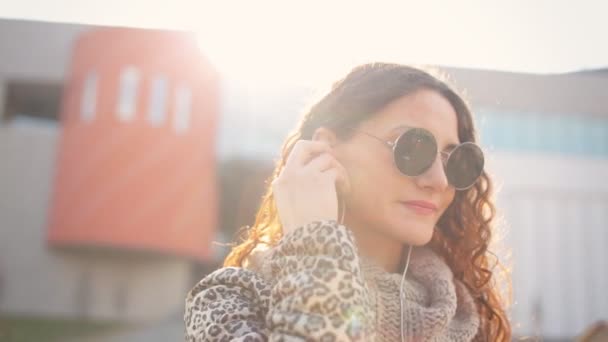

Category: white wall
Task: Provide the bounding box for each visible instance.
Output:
[488,152,608,339]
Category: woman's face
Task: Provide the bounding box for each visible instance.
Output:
[336,89,460,246]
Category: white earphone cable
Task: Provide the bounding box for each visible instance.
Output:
[340,197,413,342]
[339,197,346,225]
[400,244,413,342]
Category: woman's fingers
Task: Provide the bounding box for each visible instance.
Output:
[308,153,352,195]
[305,152,338,173]
[298,146,352,196]
[322,159,351,196]
[272,139,350,235]
[284,140,331,169]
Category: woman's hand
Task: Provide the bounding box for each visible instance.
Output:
[272,140,350,236]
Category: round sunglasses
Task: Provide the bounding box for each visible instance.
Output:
[351,127,484,190]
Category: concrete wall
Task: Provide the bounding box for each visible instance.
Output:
[0,19,86,80]
[0,118,193,323]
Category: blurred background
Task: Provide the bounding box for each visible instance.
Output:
[0,1,607,341]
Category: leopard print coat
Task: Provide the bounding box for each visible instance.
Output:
[184,220,480,341]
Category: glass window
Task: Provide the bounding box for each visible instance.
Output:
[487,112,506,150]
[117,66,140,122]
[585,118,601,157]
[3,81,62,122]
[543,114,560,154]
[600,120,608,157]
[80,71,97,123]
[173,84,191,134]
[501,113,518,151]
[147,76,168,127]
[527,113,540,152]
[477,111,494,148]
[572,116,586,155]
[556,116,574,155]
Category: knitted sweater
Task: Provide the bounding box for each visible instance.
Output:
[184,220,480,341]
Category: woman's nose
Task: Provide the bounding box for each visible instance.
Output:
[416,154,450,191]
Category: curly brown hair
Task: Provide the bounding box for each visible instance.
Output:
[223,62,512,341]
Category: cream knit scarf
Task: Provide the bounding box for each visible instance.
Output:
[360,246,480,341]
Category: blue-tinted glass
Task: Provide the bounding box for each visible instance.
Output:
[476,111,490,147]
[483,112,502,150]
[487,113,502,150]
[473,110,608,158]
[502,113,518,151]
[542,114,559,154]
[558,116,575,155]
[586,118,602,157]
[574,117,586,156]
[527,113,540,152]
[517,113,529,150]
[600,121,608,158]
[515,113,529,151]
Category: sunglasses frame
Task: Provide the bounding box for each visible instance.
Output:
[350,127,484,190]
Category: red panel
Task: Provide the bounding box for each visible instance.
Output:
[47,28,219,262]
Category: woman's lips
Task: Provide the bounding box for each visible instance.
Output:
[400,200,438,215]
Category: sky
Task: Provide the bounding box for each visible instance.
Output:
[0,0,607,85]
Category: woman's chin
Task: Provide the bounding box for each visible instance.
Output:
[409,231,434,246]
[393,220,435,246]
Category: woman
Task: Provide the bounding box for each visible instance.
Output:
[185,63,511,341]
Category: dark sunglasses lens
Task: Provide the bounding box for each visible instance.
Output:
[445,143,484,189]
[394,128,437,176]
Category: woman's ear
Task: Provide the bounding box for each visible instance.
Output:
[312,127,338,147]
[312,127,351,197]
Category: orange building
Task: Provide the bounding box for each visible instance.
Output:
[47,28,219,261]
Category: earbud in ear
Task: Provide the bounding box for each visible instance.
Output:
[312,127,338,147]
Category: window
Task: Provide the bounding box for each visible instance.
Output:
[80,71,97,123]
[599,121,608,157]
[173,84,191,134]
[113,281,128,315]
[572,117,586,155]
[543,115,561,154]
[2,81,62,121]
[479,110,608,159]
[75,270,91,316]
[148,76,168,127]
[526,113,540,151]
[117,66,140,122]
